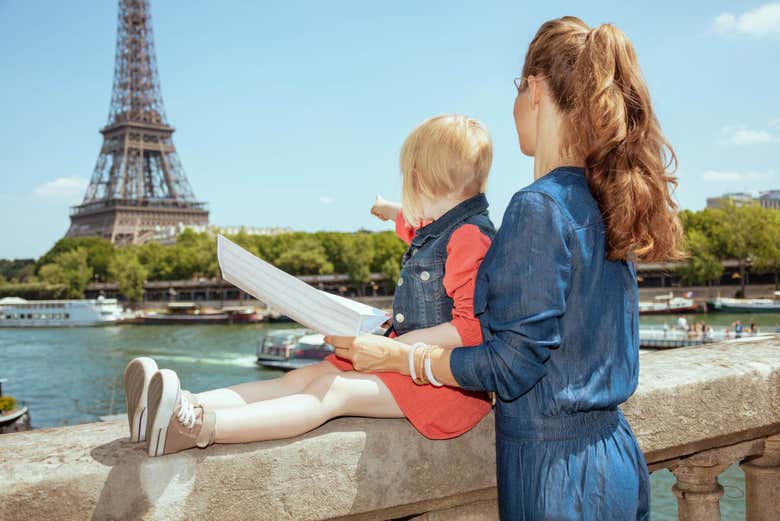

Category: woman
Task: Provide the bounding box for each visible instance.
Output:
[328,16,683,520]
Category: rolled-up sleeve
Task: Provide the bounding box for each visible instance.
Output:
[449,191,572,401]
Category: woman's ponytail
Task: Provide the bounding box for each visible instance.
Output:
[523,19,684,262]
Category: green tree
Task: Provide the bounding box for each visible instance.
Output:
[275,237,334,275]
[36,237,114,281]
[38,263,66,285]
[109,248,149,304]
[41,248,93,298]
[341,234,375,292]
[712,201,765,296]
[677,229,724,287]
[752,210,780,289]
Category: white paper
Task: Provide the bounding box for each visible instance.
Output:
[217,235,387,336]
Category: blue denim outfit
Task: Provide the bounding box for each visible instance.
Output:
[391,193,495,335]
[450,167,649,520]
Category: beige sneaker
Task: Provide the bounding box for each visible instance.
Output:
[123,357,158,442]
[145,369,216,457]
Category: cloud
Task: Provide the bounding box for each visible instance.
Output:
[319,195,335,205]
[720,125,773,145]
[32,177,88,201]
[714,3,780,37]
[701,170,774,182]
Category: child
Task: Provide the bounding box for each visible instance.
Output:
[124,114,496,456]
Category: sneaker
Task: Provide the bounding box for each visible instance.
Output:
[145,369,216,457]
[123,357,158,442]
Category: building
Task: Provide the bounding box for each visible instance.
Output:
[706,190,780,210]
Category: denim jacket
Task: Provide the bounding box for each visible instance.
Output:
[450,167,640,430]
[391,193,495,336]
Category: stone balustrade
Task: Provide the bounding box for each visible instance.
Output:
[1,337,778,520]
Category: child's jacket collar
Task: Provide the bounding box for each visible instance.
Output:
[411,193,489,247]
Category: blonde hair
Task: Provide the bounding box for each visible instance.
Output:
[399,114,492,225]
[521,17,684,262]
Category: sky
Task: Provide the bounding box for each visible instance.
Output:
[0,1,778,259]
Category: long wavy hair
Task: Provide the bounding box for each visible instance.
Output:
[521,16,683,261]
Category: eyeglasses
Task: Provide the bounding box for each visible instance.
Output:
[514,76,526,93]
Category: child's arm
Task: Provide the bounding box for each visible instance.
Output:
[394,224,492,350]
[371,194,417,245]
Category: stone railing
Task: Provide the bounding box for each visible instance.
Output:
[1,337,778,520]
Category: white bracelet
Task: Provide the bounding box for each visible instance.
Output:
[409,343,425,382]
[424,351,443,387]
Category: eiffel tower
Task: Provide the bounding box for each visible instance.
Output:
[67,0,208,245]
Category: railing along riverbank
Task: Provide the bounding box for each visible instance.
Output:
[1,337,778,520]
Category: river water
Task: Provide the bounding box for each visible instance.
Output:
[3,313,777,519]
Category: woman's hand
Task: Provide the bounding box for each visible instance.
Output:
[370,195,402,222]
[325,334,411,375]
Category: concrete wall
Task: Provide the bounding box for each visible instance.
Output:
[2,337,779,521]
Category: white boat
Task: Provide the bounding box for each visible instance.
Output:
[707,297,780,313]
[0,296,126,327]
[638,293,701,315]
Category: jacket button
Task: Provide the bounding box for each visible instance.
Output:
[397,277,404,286]
[420,271,430,281]
[395,313,405,323]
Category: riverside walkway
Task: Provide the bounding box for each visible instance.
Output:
[1,337,779,520]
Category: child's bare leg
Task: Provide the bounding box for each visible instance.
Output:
[195,361,341,409]
[213,370,403,443]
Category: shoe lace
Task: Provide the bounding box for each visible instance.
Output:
[176,393,197,429]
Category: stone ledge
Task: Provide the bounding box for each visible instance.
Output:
[1,337,779,520]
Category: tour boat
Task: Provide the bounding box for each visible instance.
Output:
[638,293,701,315]
[257,331,334,371]
[706,297,780,313]
[0,296,125,327]
[139,302,264,325]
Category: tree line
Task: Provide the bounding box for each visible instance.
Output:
[678,201,780,295]
[1,201,778,302]
[0,229,407,302]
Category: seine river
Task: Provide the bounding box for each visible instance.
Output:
[3,313,777,519]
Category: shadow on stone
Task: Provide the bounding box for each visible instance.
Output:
[89,435,204,520]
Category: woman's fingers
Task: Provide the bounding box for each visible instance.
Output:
[325,335,356,360]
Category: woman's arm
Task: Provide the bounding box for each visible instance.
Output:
[447,191,572,400]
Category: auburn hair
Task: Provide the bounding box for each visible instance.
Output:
[521,16,683,261]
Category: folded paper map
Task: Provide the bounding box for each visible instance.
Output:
[217,235,388,336]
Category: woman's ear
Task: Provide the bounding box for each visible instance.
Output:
[527,75,542,110]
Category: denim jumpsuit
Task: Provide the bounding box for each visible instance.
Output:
[391,193,495,336]
[450,167,650,520]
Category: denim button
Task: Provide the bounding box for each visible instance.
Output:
[395,313,405,323]
[420,271,430,281]
[397,277,404,287]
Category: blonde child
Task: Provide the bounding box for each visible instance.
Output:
[123,114,496,455]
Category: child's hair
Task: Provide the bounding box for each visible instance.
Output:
[399,114,492,226]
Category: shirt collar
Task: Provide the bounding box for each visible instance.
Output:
[411,193,488,246]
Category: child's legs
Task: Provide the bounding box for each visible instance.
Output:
[214,370,403,443]
[195,360,341,409]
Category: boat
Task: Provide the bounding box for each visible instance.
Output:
[0,378,31,434]
[706,297,780,313]
[638,293,701,315]
[256,328,311,364]
[139,302,264,324]
[639,326,771,349]
[257,332,334,371]
[0,296,125,327]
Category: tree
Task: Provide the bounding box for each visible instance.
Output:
[109,248,149,304]
[752,210,780,289]
[39,248,93,298]
[275,237,334,275]
[36,237,114,281]
[341,234,375,293]
[712,201,765,296]
[676,229,723,287]
[38,263,66,285]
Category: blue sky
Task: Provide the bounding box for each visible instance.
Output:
[1,1,778,259]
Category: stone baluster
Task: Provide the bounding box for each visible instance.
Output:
[741,434,780,521]
[670,439,763,521]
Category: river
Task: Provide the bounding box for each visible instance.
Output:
[3,314,777,519]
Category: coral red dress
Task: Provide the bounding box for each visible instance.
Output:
[326,212,492,439]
